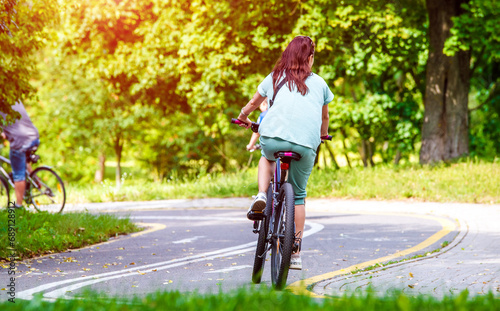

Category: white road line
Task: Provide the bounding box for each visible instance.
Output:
[43,247,258,300]
[17,221,324,300]
[204,265,253,274]
[172,236,206,244]
[129,216,247,222]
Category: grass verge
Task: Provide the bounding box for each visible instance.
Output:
[0,208,140,261]
[1,287,499,310]
[68,161,500,204]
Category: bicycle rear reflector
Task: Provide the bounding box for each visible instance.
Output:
[280,162,290,170]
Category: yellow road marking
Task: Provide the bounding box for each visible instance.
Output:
[131,222,167,238]
[287,214,457,297]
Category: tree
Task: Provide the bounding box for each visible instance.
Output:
[445,0,500,158]
[419,0,471,164]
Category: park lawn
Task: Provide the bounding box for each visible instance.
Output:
[0,208,140,261]
[68,161,500,204]
[1,287,499,310]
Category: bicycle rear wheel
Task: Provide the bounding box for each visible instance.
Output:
[270,182,295,290]
[29,167,66,213]
[0,176,10,208]
[252,185,272,284]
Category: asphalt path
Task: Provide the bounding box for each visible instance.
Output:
[4,198,500,300]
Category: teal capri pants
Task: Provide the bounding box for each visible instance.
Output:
[259,136,317,205]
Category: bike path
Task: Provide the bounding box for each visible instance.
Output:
[9,198,500,298]
[292,199,500,297]
[65,198,500,296]
[11,207,451,299]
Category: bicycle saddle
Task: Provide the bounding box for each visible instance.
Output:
[26,146,40,163]
[273,151,302,161]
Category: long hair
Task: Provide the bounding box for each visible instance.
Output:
[272,36,315,96]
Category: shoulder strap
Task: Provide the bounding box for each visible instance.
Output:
[269,79,287,108]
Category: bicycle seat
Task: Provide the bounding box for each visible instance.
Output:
[27,145,38,153]
[26,146,40,163]
[274,151,301,162]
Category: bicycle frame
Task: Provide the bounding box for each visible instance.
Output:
[0,154,42,188]
[257,155,289,253]
[0,155,15,188]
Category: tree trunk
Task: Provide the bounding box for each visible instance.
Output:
[325,142,340,170]
[367,140,375,167]
[94,152,106,183]
[420,0,471,164]
[340,129,352,168]
[394,150,402,165]
[359,140,368,168]
[114,137,123,187]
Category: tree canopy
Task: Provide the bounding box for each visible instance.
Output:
[4,0,498,182]
[0,0,57,123]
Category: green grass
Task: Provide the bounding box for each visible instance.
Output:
[308,161,500,204]
[0,208,140,260]
[67,161,500,204]
[68,170,259,203]
[1,288,499,310]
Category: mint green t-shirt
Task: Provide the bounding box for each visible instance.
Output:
[257,72,334,150]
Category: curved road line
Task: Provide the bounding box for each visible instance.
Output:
[12,222,166,264]
[17,219,324,300]
[287,213,458,297]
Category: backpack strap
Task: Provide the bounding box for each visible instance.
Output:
[269,79,287,108]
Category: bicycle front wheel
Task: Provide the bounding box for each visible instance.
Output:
[29,167,66,213]
[270,182,295,290]
[252,185,273,284]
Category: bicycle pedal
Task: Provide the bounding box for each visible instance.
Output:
[247,211,264,221]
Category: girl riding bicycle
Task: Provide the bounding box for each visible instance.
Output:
[237,36,333,270]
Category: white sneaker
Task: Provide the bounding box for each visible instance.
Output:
[247,192,267,220]
[290,254,302,270]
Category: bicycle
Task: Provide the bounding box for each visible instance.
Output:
[232,118,331,289]
[0,145,66,213]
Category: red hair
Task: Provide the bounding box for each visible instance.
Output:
[272,36,315,96]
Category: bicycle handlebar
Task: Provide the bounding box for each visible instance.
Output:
[231,118,259,133]
[232,118,332,141]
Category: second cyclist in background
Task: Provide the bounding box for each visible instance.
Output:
[246,99,268,152]
[0,100,40,209]
[236,36,333,270]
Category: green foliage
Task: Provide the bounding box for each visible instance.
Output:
[445,1,500,61]
[33,0,301,181]
[0,208,140,260]
[0,0,58,122]
[293,0,427,165]
[15,0,500,183]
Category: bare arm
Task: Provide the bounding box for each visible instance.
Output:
[321,104,329,137]
[237,91,267,129]
[247,132,260,150]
